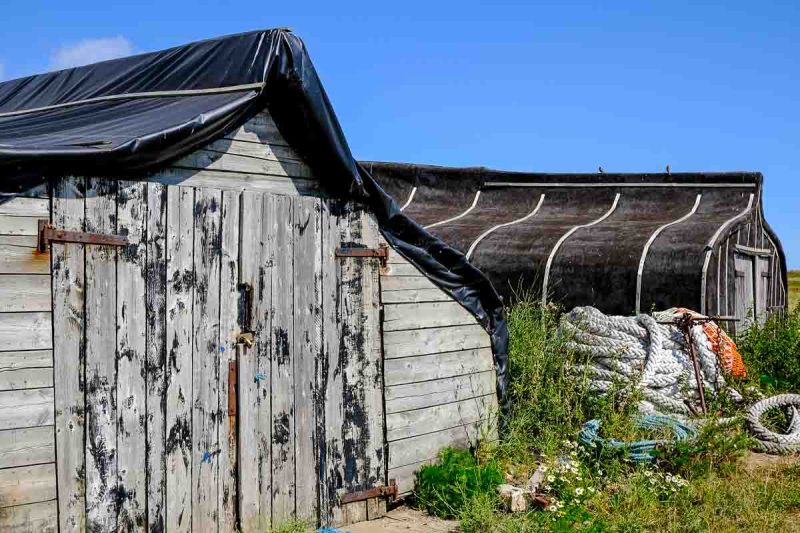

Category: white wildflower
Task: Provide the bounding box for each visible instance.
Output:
[575,487,585,496]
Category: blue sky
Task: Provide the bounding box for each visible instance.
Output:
[1,1,797,267]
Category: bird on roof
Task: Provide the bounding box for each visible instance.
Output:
[666,164,671,175]
[598,166,605,173]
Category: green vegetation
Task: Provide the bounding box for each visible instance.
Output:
[413,299,800,532]
[416,448,504,519]
[738,304,800,392]
[790,270,799,311]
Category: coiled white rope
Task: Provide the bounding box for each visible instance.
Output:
[745,394,800,454]
[562,306,800,454]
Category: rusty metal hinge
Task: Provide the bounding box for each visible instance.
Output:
[340,479,398,505]
[335,244,389,268]
[38,219,128,252]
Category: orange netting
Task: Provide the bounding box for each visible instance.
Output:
[673,307,747,378]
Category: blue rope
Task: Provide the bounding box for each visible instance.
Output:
[579,415,697,462]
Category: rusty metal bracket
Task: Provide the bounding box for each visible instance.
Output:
[38,219,128,252]
[340,479,398,505]
[674,313,708,415]
[335,244,389,269]
[228,360,238,436]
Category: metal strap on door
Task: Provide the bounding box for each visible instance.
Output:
[38,219,128,251]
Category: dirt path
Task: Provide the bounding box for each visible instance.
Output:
[740,451,800,472]
[346,505,458,533]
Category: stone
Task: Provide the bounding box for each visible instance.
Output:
[498,484,528,512]
[526,464,547,493]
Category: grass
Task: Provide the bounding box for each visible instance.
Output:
[790,270,799,311]
[412,299,800,532]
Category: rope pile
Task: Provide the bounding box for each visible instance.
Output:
[562,306,800,454]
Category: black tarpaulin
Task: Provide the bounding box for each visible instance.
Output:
[0,29,509,404]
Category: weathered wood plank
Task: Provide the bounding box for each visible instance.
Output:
[383,325,491,359]
[222,111,290,146]
[0,313,52,351]
[379,276,436,291]
[0,236,38,247]
[0,499,57,532]
[204,138,303,163]
[269,194,295,523]
[116,180,148,530]
[218,190,240,533]
[0,198,48,218]
[84,177,118,532]
[385,371,496,414]
[0,245,49,274]
[151,168,319,197]
[51,176,85,533]
[388,422,484,470]
[191,187,222,531]
[0,463,56,507]
[165,186,194,533]
[0,275,50,312]
[145,182,168,533]
[320,199,345,527]
[380,288,452,304]
[0,426,54,468]
[384,348,495,385]
[383,301,477,331]
[0,216,39,236]
[366,496,386,521]
[381,263,425,277]
[386,396,494,441]
[0,389,54,430]
[343,502,367,526]
[293,196,322,521]
[172,149,312,179]
[389,460,432,495]
[0,215,39,235]
[338,204,368,523]
[0,350,52,370]
[0,368,53,391]
[237,191,270,532]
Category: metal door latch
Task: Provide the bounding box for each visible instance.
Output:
[236,332,254,347]
[335,244,389,269]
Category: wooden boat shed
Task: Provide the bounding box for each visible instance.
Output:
[0,31,505,531]
[366,162,789,332]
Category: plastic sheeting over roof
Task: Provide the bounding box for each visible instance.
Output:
[0,30,509,401]
[365,162,788,316]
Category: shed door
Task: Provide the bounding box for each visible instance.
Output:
[50,179,385,533]
[755,256,771,325]
[734,254,755,334]
[236,193,386,529]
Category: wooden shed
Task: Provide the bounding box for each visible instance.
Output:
[0,31,504,532]
[366,162,789,333]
